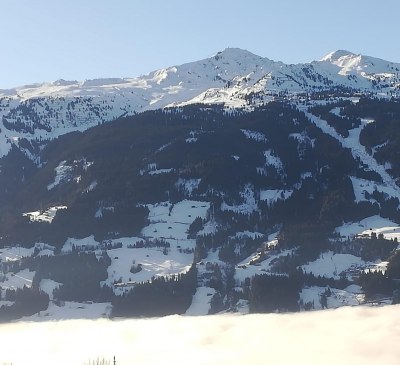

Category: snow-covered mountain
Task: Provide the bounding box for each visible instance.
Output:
[0,48,399,159]
[1,50,400,321]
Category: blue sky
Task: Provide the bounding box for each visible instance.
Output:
[1,0,399,88]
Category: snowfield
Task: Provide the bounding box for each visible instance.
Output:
[39,279,61,300]
[1,268,35,290]
[23,301,112,322]
[335,215,400,241]
[300,285,365,309]
[0,246,34,262]
[142,200,210,240]
[103,243,194,295]
[301,251,364,279]
[185,287,216,316]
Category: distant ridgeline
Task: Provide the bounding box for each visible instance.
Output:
[0,96,400,320]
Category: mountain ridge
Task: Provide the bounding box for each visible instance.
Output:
[0,48,399,163]
[2,48,399,97]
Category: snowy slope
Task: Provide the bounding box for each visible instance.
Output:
[320,50,400,87]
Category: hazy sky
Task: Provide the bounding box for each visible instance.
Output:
[1,0,399,88]
[1,306,400,365]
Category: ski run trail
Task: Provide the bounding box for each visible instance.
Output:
[301,108,400,200]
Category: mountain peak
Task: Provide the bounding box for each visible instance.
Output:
[213,47,264,61]
[320,50,357,62]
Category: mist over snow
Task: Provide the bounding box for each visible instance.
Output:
[1,306,399,365]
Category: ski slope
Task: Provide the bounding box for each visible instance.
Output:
[304,111,400,200]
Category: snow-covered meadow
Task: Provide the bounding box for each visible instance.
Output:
[335,215,400,241]
[1,305,400,365]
